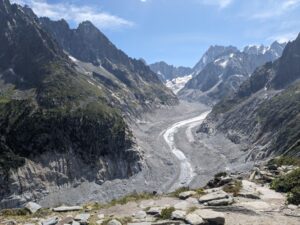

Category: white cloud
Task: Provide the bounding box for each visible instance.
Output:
[268,32,298,43]
[198,0,234,9]
[11,0,134,30]
[251,0,300,19]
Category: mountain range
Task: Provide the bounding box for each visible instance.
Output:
[178,42,286,104]
[198,33,300,160]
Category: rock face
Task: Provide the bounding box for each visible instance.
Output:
[39,18,178,116]
[149,61,192,81]
[179,42,286,104]
[198,33,300,159]
[0,0,144,208]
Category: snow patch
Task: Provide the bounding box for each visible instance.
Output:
[68,55,78,62]
[166,75,192,94]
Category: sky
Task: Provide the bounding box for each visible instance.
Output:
[11,0,300,67]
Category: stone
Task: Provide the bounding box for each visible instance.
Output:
[96,220,104,225]
[57,217,74,225]
[194,209,225,225]
[146,207,163,215]
[42,217,59,225]
[185,213,205,225]
[178,191,196,200]
[287,204,298,210]
[72,222,80,225]
[249,171,256,181]
[74,213,90,224]
[198,191,229,203]
[134,210,147,219]
[206,197,234,206]
[171,210,186,220]
[152,221,181,225]
[107,219,122,225]
[173,201,191,210]
[238,192,260,199]
[53,206,83,212]
[97,214,105,219]
[25,202,42,214]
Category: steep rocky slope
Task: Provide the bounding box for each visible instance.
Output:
[0,0,177,208]
[149,61,192,81]
[179,42,286,104]
[39,17,178,116]
[198,34,300,160]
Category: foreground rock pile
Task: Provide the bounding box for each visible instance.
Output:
[1,168,300,225]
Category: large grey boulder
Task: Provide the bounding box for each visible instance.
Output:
[53,206,83,212]
[194,209,225,225]
[107,219,122,225]
[25,202,42,214]
[134,210,147,219]
[199,191,229,203]
[179,191,196,200]
[41,217,59,225]
[57,217,74,225]
[171,210,186,220]
[185,213,205,225]
[146,207,163,215]
[74,214,90,224]
[206,197,234,206]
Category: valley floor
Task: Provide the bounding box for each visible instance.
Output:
[39,101,252,207]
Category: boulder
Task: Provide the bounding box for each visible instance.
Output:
[42,217,59,225]
[134,210,147,219]
[98,214,105,219]
[287,204,298,210]
[107,219,122,225]
[25,202,42,214]
[206,197,234,206]
[53,206,83,212]
[171,210,186,220]
[74,214,90,224]
[179,191,196,200]
[152,221,181,225]
[57,217,74,225]
[199,191,229,203]
[72,222,80,225]
[173,201,192,210]
[146,207,163,215]
[185,213,205,225]
[238,192,260,199]
[194,209,225,225]
[4,220,17,225]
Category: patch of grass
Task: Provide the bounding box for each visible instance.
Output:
[33,208,52,218]
[222,180,242,196]
[268,156,300,167]
[0,208,30,216]
[160,207,175,220]
[107,192,155,207]
[170,187,190,198]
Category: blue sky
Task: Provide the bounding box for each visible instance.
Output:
[11,0,300,67]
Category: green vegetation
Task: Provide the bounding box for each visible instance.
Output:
[268,156,300,167]
[160,207,175,220]
[271,168,300,204]
[0,208,30,217]
[222,180,242,196]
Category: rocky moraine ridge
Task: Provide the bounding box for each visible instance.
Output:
[0,0,177,209]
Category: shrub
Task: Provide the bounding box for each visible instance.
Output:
[160,207,175,220]
[268,156,300,167]
[271,168,300,192]
[287,186,300,205]
[271,168,300,205]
